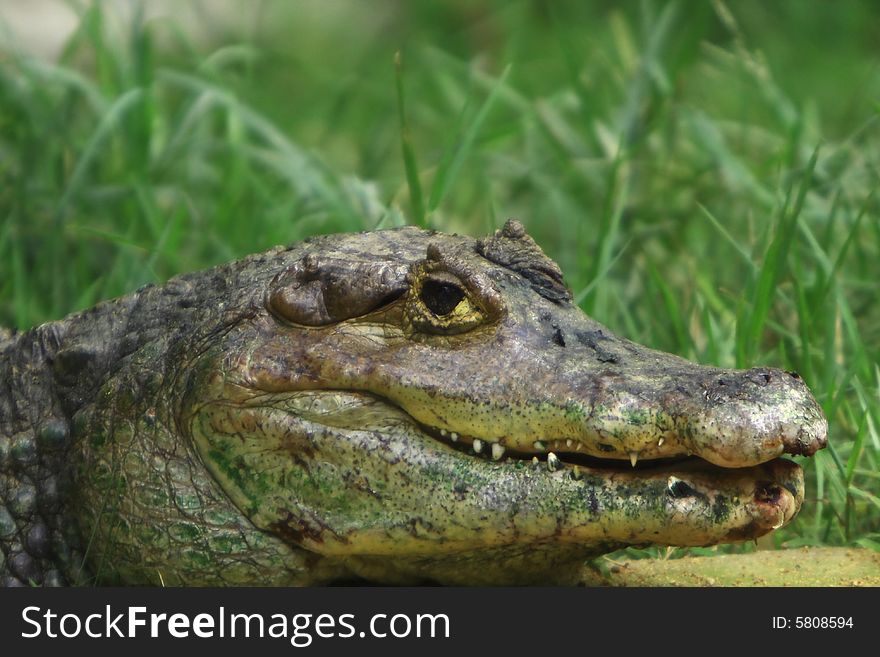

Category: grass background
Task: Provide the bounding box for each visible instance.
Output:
[1,0,878,561]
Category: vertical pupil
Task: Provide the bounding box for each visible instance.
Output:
[421,280,464,315]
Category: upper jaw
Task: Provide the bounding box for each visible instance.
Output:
[420,416,805,484]
[410,359,829,470]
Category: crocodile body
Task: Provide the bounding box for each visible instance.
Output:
[0,221,827,586]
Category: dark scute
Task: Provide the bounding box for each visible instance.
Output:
[421,280,465,316]
[37,419,70,452]
[10,551,38,583]
[552,327,566,347]
[575,330,618,363]
[25,522,49,558]
[476,219,572,303]
[43,570,66,587]
[53,345,98,383]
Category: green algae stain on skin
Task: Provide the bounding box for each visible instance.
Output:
[712,495,732,524]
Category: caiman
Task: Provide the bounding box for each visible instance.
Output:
[0,220,827,586]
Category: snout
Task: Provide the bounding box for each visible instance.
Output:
[683,367,828,468]
[555,353,829,468]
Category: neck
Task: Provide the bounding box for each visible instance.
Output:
[0,315,103,585]
[0,278,198,585]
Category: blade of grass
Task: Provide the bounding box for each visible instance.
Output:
[573,238,633,306]
[54,87,145,221]
[647,260,694,357]
[738,145,820,365]
[394,51,425,227]
[697,202,756,269]
[426,64,512,214]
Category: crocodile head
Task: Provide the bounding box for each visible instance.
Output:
[168,220,826,584]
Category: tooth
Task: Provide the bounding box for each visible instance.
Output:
[533,441,546,452]
[440,429,447,436]
[629,452,639,467]
[450,432,459,441]
[570,467,583,480]
[532,456,539,465]
[473,439,483,454]
[491,443,505,460]
[574,444,581,451]
[566,439,573,448]
[657,437,665,447]
[772,512,785,530]
[547,452,560,471]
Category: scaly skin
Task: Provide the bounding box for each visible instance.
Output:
[0,221,827,585]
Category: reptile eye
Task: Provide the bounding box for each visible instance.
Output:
[667,477,697,499]
[406,268,485,336]
[420,279,465,316]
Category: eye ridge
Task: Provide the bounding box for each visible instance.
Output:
[420,279,465,316]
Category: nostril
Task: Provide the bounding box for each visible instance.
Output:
[762,373,771,384]
[755,483,783,504]
[786,370,801,380]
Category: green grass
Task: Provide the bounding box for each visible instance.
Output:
[1,0,879,556]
